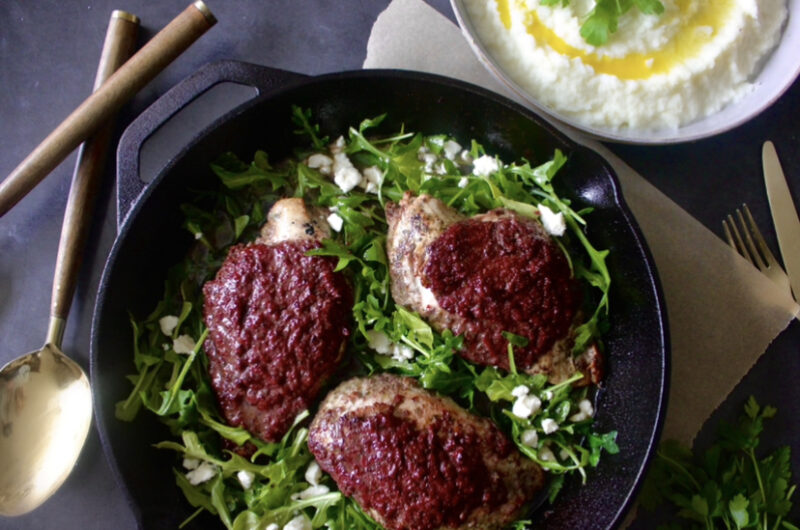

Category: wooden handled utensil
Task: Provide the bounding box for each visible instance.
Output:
[0,10,138,517]
[0,1,216,217]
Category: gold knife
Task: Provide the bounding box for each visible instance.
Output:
[763,141,800,301]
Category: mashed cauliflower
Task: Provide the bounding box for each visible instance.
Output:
[463,0,787,130]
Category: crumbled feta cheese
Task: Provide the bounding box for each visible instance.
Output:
[543,390,554,401]
[237,470,255,490]
[307,153,333,169]
[569,411,589,422]
[158,315,179,336]
[538,446,556,462]
[291,484,330,501]
[457,177,469,188]
[434,162,448,175]
[305,461,322,486]
[265,524,279,530]
[194,232,203,240]
[330,136,346,154]
[417,145,430,155]
[538,204,566,236]
[365,329,415,362]
[365,329,392,354]
[511,385,529,398]
[333,153,362,193]
[569,399,595,422]
[512,394,541,418]
[283,514,312,530]
[185,461,217,485]
[334,166,362,193]
[472,155,500,176]
[520,429,539,448]
[541,418,559,434]
[362,165,383,194]
[420,152,438,171]
[458,150,473,165]
[391,345,415,361]
[307,153,333,176]
[182,457,200,470]
[362,165,382,184]
[326,213,344,232]
[443,140,462,160]
[173,334,196,355]
[162,343,170,351]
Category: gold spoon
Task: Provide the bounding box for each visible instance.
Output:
[0,11,140,516]
[0,2,216,515]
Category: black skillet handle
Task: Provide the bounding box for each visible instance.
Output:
[115,60,307,229]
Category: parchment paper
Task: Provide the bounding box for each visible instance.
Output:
[364,0,800,445]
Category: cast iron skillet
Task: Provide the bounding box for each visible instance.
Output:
[90,60,669,530]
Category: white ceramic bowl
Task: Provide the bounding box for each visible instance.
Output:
[451,0,800,144]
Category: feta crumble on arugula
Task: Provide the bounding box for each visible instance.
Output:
[116,105,616,529]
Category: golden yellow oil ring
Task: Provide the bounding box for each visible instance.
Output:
[497,0,735,80]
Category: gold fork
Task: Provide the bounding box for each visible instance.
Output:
[722,204,793,295]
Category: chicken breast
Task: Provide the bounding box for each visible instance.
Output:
[202,198,352,443]
[308,374,544,530]
[386,192,602,385]
[258,196,330,244]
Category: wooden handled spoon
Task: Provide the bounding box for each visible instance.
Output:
[0,10,140,516]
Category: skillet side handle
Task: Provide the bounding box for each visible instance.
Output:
[116,59,307,229]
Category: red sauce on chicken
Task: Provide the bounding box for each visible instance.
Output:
[422,216,579,371]
[309,403,511,530]
[202,240,352,442]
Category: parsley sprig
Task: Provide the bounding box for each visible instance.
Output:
[641,397,798,530]
[540,0,665,46]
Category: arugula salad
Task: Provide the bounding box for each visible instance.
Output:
[116,107,617,530]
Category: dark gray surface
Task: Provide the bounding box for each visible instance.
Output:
[0,1,797,529]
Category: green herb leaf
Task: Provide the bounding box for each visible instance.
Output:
[729,493,749,528]
[574,0,665,46]
[641,397,798,529]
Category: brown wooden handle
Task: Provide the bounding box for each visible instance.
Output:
[0,1,216,218]
[49,12,140,321]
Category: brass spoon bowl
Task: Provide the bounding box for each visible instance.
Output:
[0,323,92,516]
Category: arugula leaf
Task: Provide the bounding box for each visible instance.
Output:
[211,151,289,190]
[291,105,329,149]
[503,331,530,348]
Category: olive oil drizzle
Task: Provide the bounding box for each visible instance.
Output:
[496,0,735,80]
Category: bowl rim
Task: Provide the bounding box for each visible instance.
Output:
[450,0,800,145]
